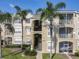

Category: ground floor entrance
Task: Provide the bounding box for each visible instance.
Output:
[34,34,42,50]
[59,41,73,53]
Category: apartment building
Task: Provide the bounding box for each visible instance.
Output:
[12,14,34,45]
[1,10,79,54]
[32,10,79,54]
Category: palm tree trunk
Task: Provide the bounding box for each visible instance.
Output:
[54,30,56,54]
[0,28,2,58]
[21,19,23,51]
[49,17,53,59]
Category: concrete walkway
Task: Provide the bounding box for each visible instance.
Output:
[36,51,42,59]
[66,54,72,59]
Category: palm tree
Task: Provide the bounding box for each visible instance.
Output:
[14,5,32,51]
[0,11,5,58]
[0,25,2,58]
[3,12,15,46]
[4,12,15,33]
[36,1,66,59]
[0,11,13,58]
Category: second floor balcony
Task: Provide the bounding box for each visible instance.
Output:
[33,20,42,31]
[59,34,73,38]
[59,19,73,27]
[59,27,73,39]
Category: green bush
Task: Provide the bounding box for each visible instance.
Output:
[5,45,21,48]
[75,51,79,56]
[24,48,37,56]
[24,48,30,55]
[5,44,30,48]
[22,45,30,51]
[30,49,37,56]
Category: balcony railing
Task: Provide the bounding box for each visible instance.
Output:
[59,20,73,26]
[59,34,73,38]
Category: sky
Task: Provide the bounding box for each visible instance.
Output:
[0,0,79,14]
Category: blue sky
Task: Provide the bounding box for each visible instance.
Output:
[0,0,79,14]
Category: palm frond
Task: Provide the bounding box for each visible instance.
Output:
[27,9,33,13]
[4,12,12,23]
[40,12,45,20]
[47,1,53,10]
[0,11,5,23]
[55,2,66,9]
[0,14,5,23]
[36,1,66,22]
[5,24,15,33]
[14,6,21,13]
[19,10,28,19]
[36,8,43,14]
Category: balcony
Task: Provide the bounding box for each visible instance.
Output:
[33,20,42,31]
[59,20,73,27]
[5,30,13,37]
[59,34,73,38]
[5,33,13,37]
[58,33,74,42]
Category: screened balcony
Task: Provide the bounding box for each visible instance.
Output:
[34,20,42,31]
[59,14,73,26]
[59,27,73,38]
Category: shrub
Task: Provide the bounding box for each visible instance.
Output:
[5,44,30,48]
[30,49,37,56]
[24,49,30,55]
[24,48,37,56]
[24,47,30,55]
[5,45,21,48]
[75,51,79,56]
[22,45,30,51]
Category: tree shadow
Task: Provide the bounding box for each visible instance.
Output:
[52,53,56,59]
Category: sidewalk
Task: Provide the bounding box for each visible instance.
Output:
[36,51,42,59]
[66,53,72,59]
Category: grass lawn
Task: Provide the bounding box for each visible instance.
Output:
[71,55,79,59]
[2,48,36,59]
[42,53,68,59]
[74,56,79,59]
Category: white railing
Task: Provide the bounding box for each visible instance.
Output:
[59,34,73,38]
[59,19,73,25]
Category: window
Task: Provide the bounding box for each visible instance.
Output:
[25,27,31,35]
[24,39,32,44]
[59,14,66,20]
[14,19,21,23]
[67,14,73,20]
[15,31,22,33]
[26,28,31,32]
[15,41,22,43]
[59,14,73,20]
[48,28,50,35]
[15,27,22,31]
[59,27,73,38]
[47,41,54,51]
[34,20,42,31]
